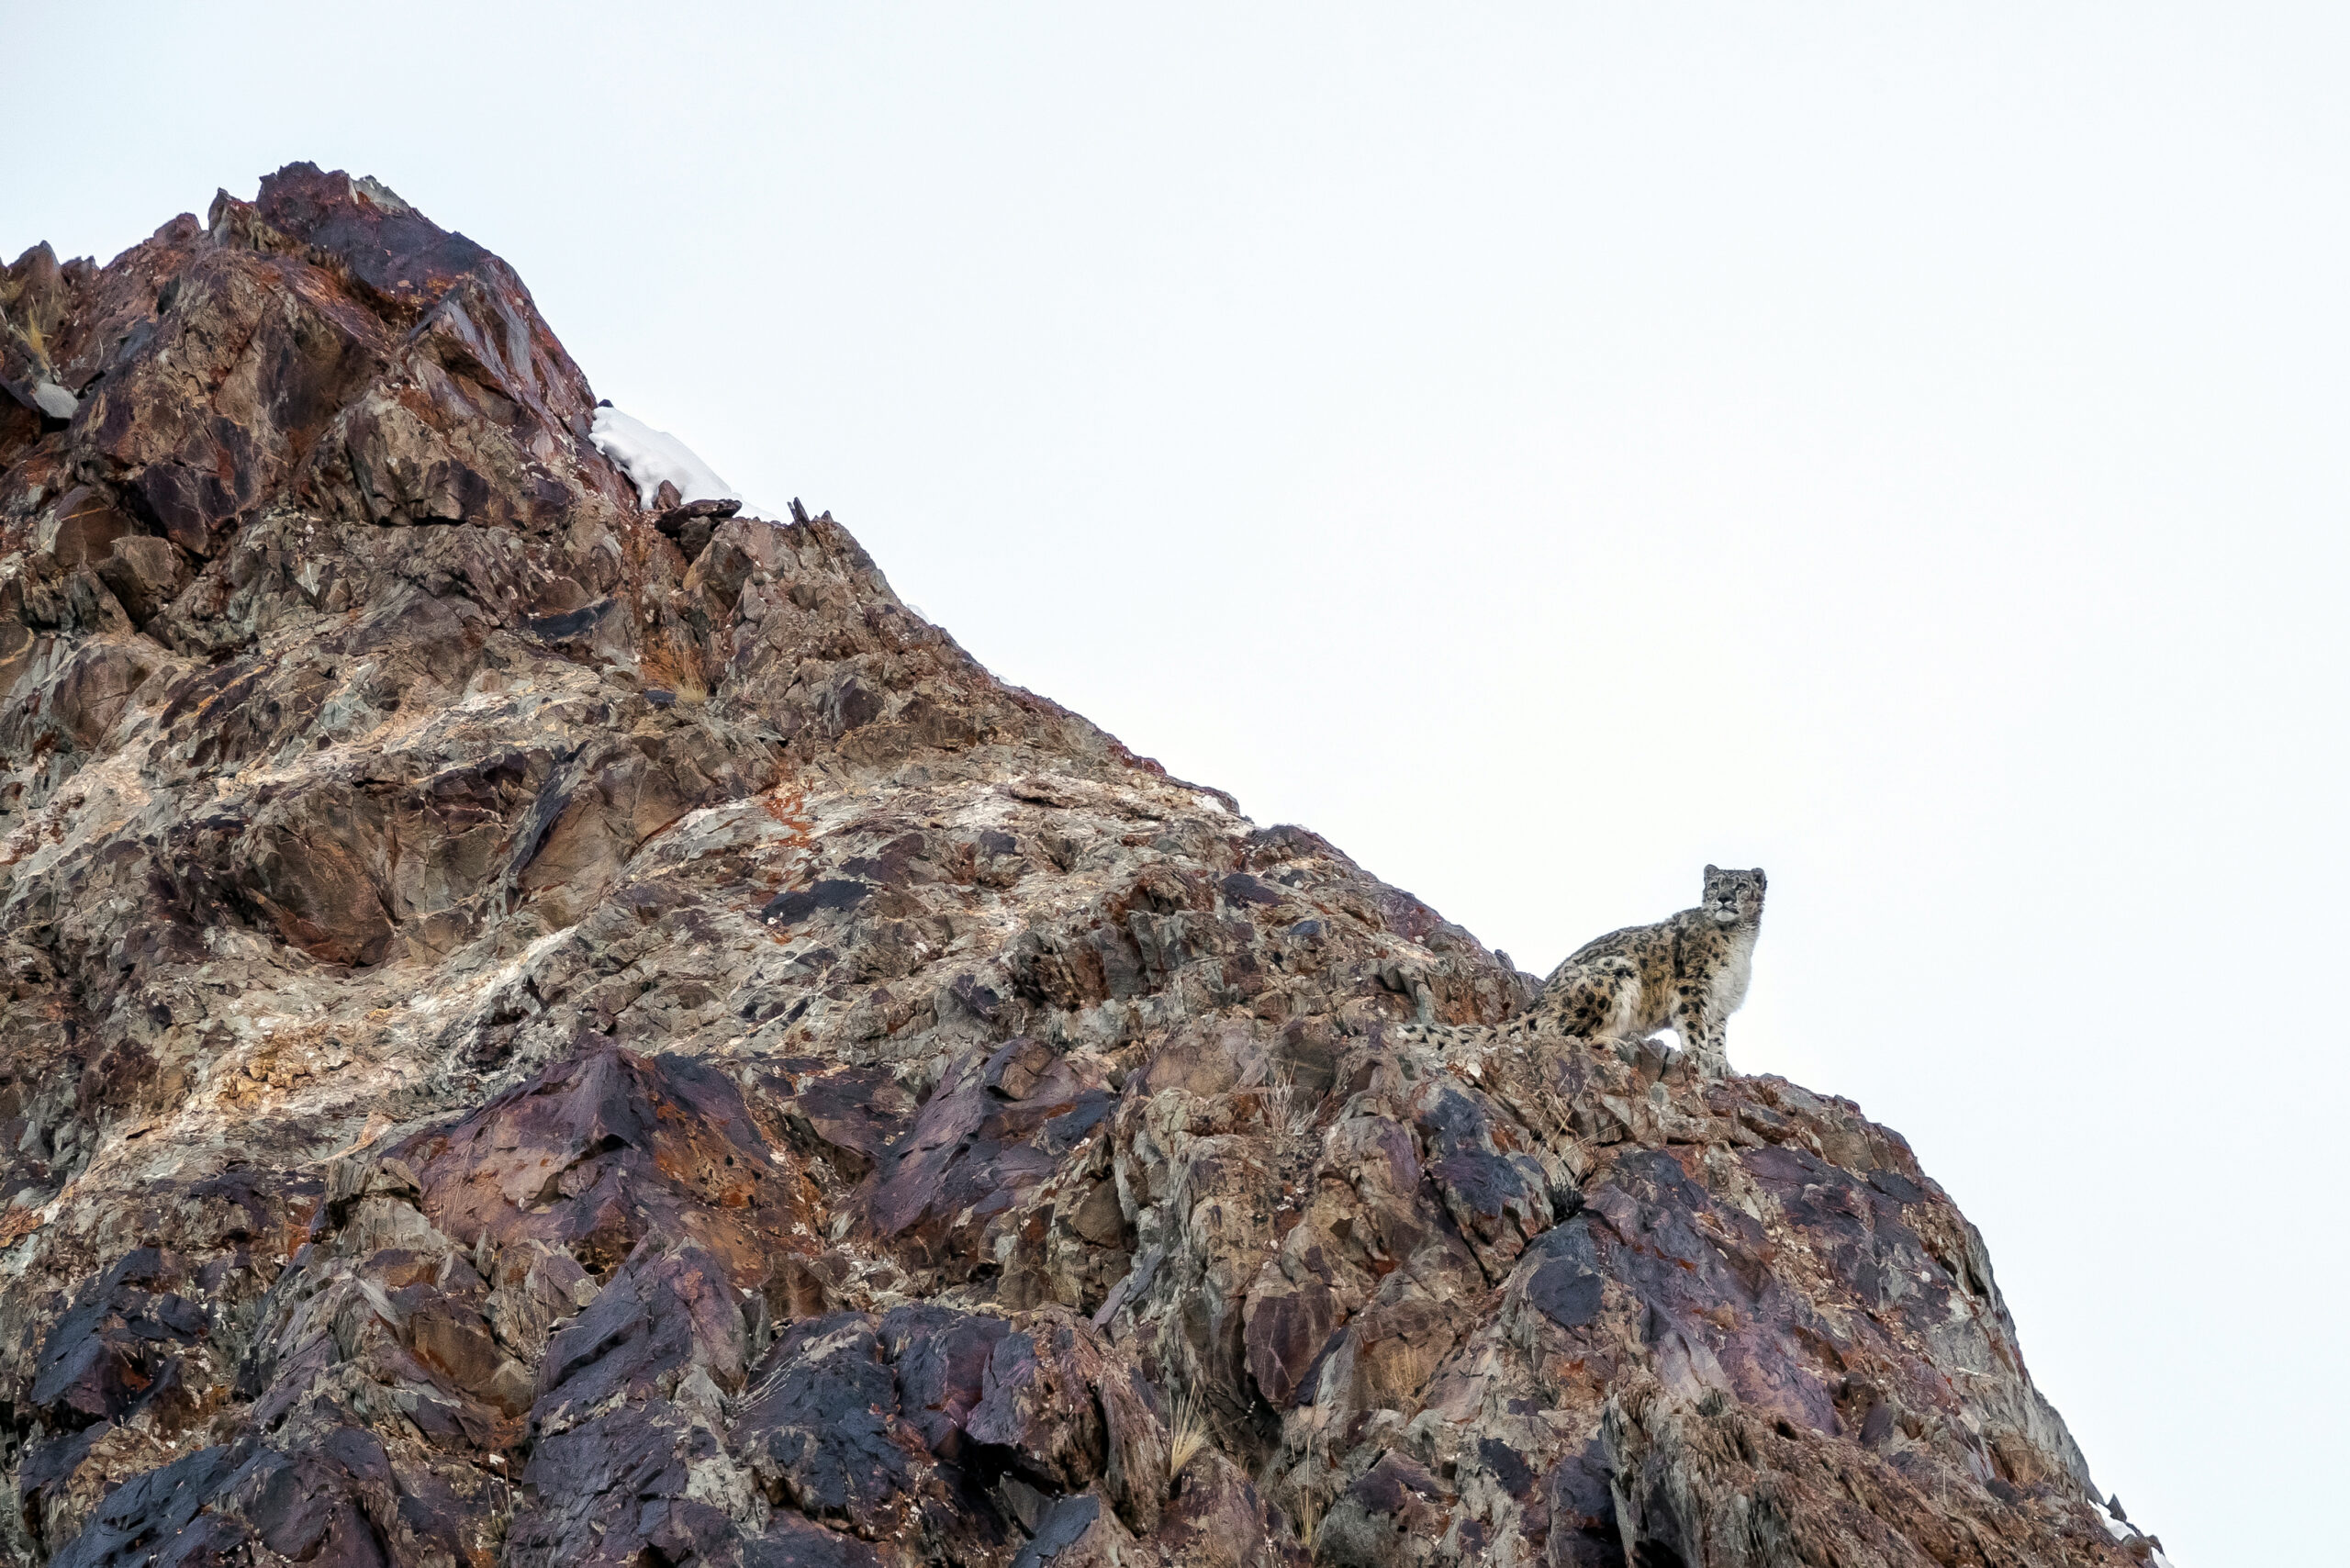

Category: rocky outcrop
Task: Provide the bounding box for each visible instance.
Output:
[0,165,2167,1567]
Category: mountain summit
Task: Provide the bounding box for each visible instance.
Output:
[0,165,2163,1568]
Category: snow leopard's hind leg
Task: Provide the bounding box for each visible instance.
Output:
[1544,956,1640,1047]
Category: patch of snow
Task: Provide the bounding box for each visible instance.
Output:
[590,404,770,514]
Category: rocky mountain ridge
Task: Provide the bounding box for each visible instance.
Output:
[0,164,2165,1568]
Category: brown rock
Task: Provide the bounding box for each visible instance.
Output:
[0,167,2146,1568]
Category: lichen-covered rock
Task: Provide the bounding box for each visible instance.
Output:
[0,165,2170,1568]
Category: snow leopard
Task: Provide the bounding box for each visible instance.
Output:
[1524,865,1767,1076]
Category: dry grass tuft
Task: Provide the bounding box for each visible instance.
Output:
[1292,1487,1327,1558]
[1260,1075,1295,1136]
[1288,1092,1320,1141]
[1264,1462,1337,1561]
[1260,1064,1321,1141]
[1167,1388,1211,1479]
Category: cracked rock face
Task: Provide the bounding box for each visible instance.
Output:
[0,165,2161,1568]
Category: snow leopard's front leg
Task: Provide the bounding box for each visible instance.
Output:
[1669,987,1730,1077]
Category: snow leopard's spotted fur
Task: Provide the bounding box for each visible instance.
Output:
[1409,866,1766,1079]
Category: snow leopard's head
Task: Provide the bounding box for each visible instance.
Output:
[1701,865,1766,928]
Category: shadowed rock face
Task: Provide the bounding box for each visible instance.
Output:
[0,166,2159,1568]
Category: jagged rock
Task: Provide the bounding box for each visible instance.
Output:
[0,164,2155,1568]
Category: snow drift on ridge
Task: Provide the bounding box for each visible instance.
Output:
[590,404,769,516]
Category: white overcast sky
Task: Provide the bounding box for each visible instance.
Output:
[15,6,2345,1562]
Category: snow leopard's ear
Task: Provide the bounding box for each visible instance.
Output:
[1704,864,1719,878]
[1753,868,1767,891]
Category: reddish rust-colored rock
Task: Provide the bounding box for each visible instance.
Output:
[0,167,2167,1568]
